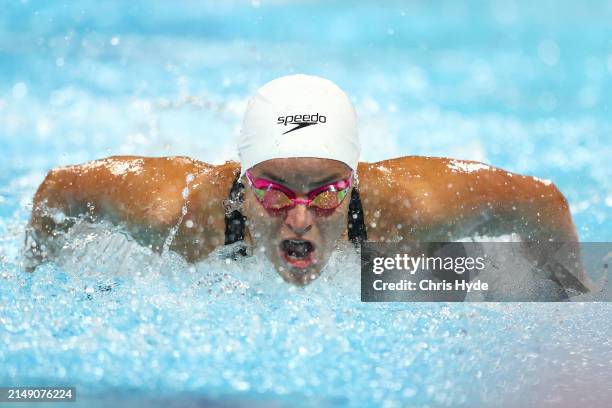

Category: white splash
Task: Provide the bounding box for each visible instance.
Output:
[107,159,144,176]
[447,160,491,173]
[74,158,146,177]
[532,176,552,186]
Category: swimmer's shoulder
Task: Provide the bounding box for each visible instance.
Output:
[363,155,564,202]
[358,155,499,178]
[357,155,460,201]
[356,156,454,230]
[356,156,512,237]
[357,155,519,193]
[39,155,240,231]
[51,155,240,180]
[57,154,241,209]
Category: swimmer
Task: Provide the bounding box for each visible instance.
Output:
[26,74,591,292]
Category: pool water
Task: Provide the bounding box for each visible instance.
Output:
[1,1,611,406]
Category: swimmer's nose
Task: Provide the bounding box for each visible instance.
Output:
[285,204,313,236]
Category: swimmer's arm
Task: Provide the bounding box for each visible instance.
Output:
[422,160,579,244]
[435,164,591,293]
[359,157,577,242]
[27,156,237,267]
[359,157,590,292]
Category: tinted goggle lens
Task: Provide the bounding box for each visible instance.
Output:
[258,188,293,210]
[253,185,349,210]
[246,170,352,211]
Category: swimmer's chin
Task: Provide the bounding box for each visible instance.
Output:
[278,270,321,287]
[277,263,323,286]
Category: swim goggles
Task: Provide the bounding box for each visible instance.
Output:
[245,169,353,211]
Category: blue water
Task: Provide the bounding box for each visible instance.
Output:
[1,1,611,406]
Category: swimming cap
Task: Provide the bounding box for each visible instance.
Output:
[238,74,360,176]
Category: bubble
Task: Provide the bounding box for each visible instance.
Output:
[12,82,28,99]
[110,36,120,46]
[51,210,66,223]
[585,57,604,80]
[402,67,429,94]
[538,39,560,66]
[36,118,52,137]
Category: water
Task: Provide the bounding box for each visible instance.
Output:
[1,1,611,406]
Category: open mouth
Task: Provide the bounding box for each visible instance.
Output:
[280,239,315,269]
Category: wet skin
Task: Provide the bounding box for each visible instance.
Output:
[27,155,590,291]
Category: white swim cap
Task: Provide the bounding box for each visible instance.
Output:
[238,74,360,176]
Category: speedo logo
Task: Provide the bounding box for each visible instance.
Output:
[277,113,327,134]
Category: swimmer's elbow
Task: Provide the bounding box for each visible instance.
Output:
[33,170,54,204]
[541,183,575,229]
[30,167,81,235]
[27,169,68,269]
[530,181,578,242]
[545,182,570,212]
[32,170,58,219]
[34,168,73,206]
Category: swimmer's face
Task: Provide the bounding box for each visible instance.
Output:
[242,158,353,285]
